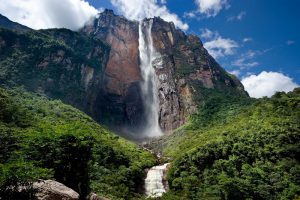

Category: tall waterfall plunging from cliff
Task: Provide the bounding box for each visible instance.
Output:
[138,19,162,138]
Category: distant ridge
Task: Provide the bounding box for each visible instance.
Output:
[0,13,31,31]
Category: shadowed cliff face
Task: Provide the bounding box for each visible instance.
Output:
[0,10,247,140]
[81,10,247,136]
[81,10,145,136]
[150,17,246,132]
[0,27,110,114]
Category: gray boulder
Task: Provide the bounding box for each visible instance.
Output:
[33,180,79,200]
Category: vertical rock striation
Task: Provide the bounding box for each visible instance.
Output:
[81,9,247,137]
[150,17,246,132]
[0,10,247,139]
[81,9,144,136]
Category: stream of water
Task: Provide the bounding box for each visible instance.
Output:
[138,19,162,138]
[144,163,170,198]
[139,18,168,198]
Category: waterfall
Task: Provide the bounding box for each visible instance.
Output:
[138,19,162,138]
[144,163,170,198]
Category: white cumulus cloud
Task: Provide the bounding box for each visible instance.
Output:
[200,29,238,59]
[195,0,229,17]
[0,0,98,30]
[241,71,299,98]
[110,0,188,30]
[204,37,238,58]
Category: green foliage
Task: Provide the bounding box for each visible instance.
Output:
[23,134,94,197]
[156,86,253,159]
[0,161,52,200]
[0,87,155,199]
[1,25,298,200]
[163,88,300,200]
[189,86,253,129]
[0,88,32,126]
[175,64,198,78]
[0,27,109,105]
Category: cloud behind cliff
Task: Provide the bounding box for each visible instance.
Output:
[110,0,189,30]
[0,0,98,30]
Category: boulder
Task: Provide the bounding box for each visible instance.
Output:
[33,180,79,200]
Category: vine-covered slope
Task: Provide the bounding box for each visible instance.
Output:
[157,88,300,200]
[0,87,155,199]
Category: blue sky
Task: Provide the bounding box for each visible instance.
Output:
[0,0,299,97]
[90,0,300,84]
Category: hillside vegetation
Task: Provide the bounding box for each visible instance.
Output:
[0,27,109,111]
[159,88,300,200]
[0,87,155,200]
[1,15,299,200]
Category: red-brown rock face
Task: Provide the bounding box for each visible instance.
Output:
[0,9,248,139]
[81,10,145,134]
[150,17,246,132]
[82,9,141,95]
[81,10,247,137]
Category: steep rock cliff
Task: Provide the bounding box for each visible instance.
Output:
[150,17,246,132]
[0,27,110,120]
[0,11,247,138]
[81,10,247,134]
[81,10,145,134]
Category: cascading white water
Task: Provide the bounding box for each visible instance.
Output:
[138,19,162,138]
[145,163,170,198]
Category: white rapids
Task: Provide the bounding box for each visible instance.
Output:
[138,19,162,138]
[144,163,170,198]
